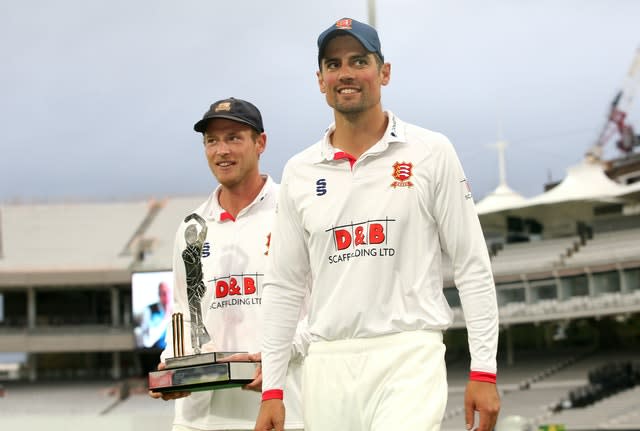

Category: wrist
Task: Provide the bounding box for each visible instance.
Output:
[469,371,496,384]
[262,389,283,401]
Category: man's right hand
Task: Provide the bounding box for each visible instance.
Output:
[148,362,191,401]
[254,399,285,431]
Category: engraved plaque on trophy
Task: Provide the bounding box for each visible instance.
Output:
[148,213,256,393]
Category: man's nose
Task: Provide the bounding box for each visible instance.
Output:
[216,141,231,154]
[337,65,355,82]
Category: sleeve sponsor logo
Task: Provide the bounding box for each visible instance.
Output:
[461,178,473,200]
[391,162,413,188]
[325,218,396,264]
[264,233,271,256]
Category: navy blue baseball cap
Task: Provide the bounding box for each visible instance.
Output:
[194,97,264,134]
[317,17,384,68]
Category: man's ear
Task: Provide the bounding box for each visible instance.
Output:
[381,62,391,86]
[256,132,267,155]
[317,70,327,94]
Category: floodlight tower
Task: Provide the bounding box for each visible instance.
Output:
[367,0,377,27]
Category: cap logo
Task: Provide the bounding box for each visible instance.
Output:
[214,102,231,112]
[335,18,352,29]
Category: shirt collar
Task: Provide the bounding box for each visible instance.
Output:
[204,175,275,222]
[313,111,407,164]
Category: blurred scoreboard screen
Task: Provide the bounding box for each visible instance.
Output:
[131,270,173,350]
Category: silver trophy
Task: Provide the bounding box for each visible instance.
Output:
[148,214,255,393]
[182,213,211,354]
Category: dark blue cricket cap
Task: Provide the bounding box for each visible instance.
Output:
[317,17,384,68]
[193,97,264,134]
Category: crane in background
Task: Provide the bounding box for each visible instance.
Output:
[587,48,640,160]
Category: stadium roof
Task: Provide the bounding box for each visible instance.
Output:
[518,159,629,207]
[133,196,208,272]
[477,159,640,225]
[0,195,208,286]
[475,183,527,215]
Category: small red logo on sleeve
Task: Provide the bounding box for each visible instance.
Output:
[264,233,271,255]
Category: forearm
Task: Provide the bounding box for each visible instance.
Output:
[433,136,499,377]
[261,279,306,398]
[290,315,311,362]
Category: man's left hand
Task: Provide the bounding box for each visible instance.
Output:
[464,380,500,431]
[218,352,262,392]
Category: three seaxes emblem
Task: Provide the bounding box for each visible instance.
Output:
[391,162,413,188]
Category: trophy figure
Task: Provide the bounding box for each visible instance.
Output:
[147,213,255,393]
[182,213,210,354]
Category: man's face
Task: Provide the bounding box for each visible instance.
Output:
[317,35,390,115]
[203,119,265,189]
[158,282,171,307]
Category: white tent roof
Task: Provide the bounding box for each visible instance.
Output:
[477,158,640,226]
[475,183,527,215]
[518,159,628,208]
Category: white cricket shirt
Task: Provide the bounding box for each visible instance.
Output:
[262,112,499,394]
[161,176,305,430]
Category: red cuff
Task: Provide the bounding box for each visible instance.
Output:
[262,389,283,401]
[469,371,496,384]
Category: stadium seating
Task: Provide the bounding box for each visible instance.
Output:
[491,237,580,276]
[442,350,640,430]
[563,227,640,268]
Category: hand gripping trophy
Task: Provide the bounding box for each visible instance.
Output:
[182,213,211,354]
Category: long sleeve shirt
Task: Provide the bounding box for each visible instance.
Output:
[261,112,499,395]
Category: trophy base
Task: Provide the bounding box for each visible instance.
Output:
[164,351,243,369]
[149,354,256,393]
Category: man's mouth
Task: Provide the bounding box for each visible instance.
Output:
[338,87,359,94]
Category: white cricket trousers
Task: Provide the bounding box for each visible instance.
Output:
[302,330,447,431]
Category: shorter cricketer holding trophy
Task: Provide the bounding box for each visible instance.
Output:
[149,98,308,431]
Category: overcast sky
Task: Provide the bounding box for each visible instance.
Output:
[1,0,639,204]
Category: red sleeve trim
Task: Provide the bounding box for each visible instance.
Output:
[469,371,496,384]
[262,389,283,401]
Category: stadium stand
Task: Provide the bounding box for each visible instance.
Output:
[0,381,115,415]
[442,350,640,430]
[490,236,580,276]
[132,196,206,271]
[0,201,150,281]
[549,386,640,430]
[562,227,640,269]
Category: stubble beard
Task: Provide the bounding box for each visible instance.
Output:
[332,94,368,119]
[331,88,381,120]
